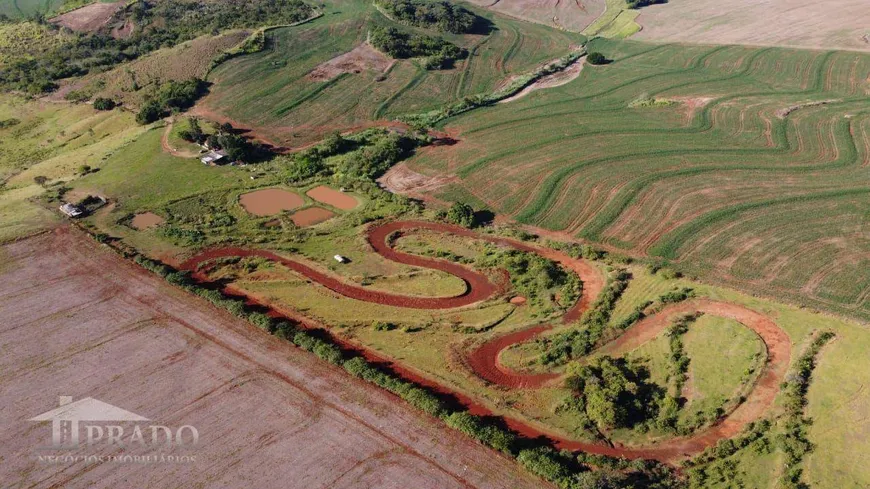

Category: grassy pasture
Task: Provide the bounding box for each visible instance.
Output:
[0,94,145,242]
[407,37,870,319]
[199,0,584,147]
[0,0,63,18]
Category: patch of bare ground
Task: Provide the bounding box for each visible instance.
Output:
[308,44,394,82]
[634,0,870,52]
[50,1,125,33]
[131,212,164,230]
[668,96,714,122]
[499,57,586,103]
[0,227,550,489]
[466,0,605,31]
[775,99,841,119]
[378,163,457,198]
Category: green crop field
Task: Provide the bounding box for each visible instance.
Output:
[6,0,870,486]
[407,37,870,319]
[200,0,584,147]
[0,0,64,18]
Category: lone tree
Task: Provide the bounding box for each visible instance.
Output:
[446,202,475,228]
[587,52,609,65]
[92,97,116,111]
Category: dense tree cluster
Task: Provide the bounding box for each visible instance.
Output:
[369,26,467,69]
[136,78,208,124]
[539,270,632,365]
[0,0,314,94]
[285,129,418,182]
[374,0,479,34]
[476,246,582,312]
[564,356,662,429]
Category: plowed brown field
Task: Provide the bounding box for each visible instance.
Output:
[0,227,550,489]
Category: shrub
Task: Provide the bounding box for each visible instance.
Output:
[587,52,608,65]
[136,100,164,124]
[444,412,517,454]
[446,202,475,227]
[372,321,397,331]
[92,97,116,110]
[516,447,574,485]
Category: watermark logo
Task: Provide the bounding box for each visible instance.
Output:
[30,396,199,464]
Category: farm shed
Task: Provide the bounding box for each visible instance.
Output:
[201,150,229,166]
[59,203,84,218]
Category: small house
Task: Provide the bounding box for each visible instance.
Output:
[59,203,83,218]
[201,150,229,166]
[333,255,348,264]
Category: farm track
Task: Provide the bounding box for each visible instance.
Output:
[180,220,789,462]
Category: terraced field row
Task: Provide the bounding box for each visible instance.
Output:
[200,0,584,147]
[408,38,870,317]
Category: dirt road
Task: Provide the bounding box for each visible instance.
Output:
[179,220,791,462]
[0,227,550,489]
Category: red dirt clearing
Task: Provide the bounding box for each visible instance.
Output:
[239,188,304,216]
[131,212,164,230]
[0,227,548,488]
[306,185,360,210]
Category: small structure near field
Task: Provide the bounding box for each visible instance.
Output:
[334,255,348,264]
[59,203,84,218]
[201,150,228,166]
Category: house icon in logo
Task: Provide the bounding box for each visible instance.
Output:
[30,396,149,448]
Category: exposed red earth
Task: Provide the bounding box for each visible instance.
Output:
[177,220,791,462]
[0,227,549,488]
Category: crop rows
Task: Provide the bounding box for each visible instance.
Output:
[202,0,583,147]
[409,38,870,316]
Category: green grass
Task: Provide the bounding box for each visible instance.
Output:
[0,94,145,242]
[680,315,764,422]
[582,0,640,38]
[407,38,870,319]
[200,0,584,146]
[0,0,65,18]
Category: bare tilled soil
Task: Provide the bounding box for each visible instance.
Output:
[634,0,870,52]
[308,44,394,82]
[466,0,604,31]
[50,1,125,33]
[0,227,549,489]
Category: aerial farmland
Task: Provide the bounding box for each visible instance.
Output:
[1,0,870,487]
